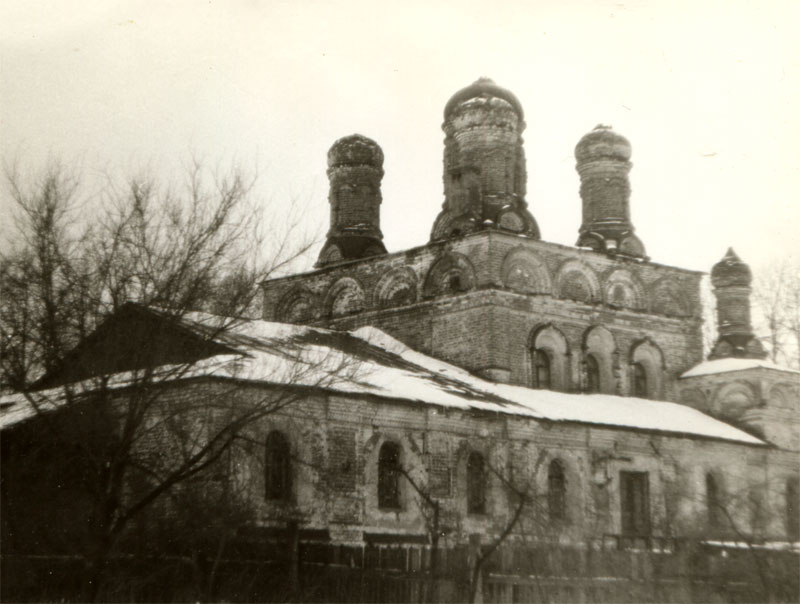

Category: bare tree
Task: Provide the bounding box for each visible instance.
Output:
[0,160,329,601]
[752,260,800,368]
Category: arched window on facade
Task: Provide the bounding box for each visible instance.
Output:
[378,442,401,509]
[265,431,291,501]
[467,452,486,514]
[631,363,648,398]
[787,477,799,540]
[585,355,600,394]
[548,460,566,521]
[533,349,552,390]
[706,473,721,530]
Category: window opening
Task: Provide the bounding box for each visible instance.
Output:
[467,452,486,514]
[632,362,648,398]
[265,431,291,501]
[534,349,552,390]
[378,442,401,509]
[548,460,566,521]
[586,354,600,393]
[620,471,650,536]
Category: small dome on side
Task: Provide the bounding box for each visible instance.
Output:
[317,133,387,268]
[443,77,524,119]
[328,134,384,168]
[710,248,752,288]
[575,125,632,162]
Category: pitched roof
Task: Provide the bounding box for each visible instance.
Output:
[1,308,765,446]
[681,358,800,378]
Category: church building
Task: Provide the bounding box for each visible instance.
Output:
[253,78,799,545]
[2,79,798,601]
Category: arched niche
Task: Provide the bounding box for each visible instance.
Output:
[374,267,418,309]
[325,277,366,317]
[767,383,797,410]
[650,278,689,317]
[604,268,646,311]
[555,260,600,303]
[430,211,478,241]
[536,453,581,529]
[582,325,618,394]
[529,324,570,391]
[711,381,758,421]
[629,338,665,399]
[501,247,552,295]
[422,252,476,298]
[277,288,319,323]
[680,387,709,412]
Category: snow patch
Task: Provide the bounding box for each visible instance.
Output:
[681,358,800,378]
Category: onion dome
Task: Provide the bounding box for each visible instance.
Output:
[710,248,752,288]
[317,133,387,268]
[431,78,538,242]
[574,125,644,258]
[574,125,632,163]
[443,77,524,119]
[328,134,384,169]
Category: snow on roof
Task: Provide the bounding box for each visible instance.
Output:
[0,313,765,446]
[681,358,800,378]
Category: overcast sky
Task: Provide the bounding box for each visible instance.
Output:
[2,0,798,275]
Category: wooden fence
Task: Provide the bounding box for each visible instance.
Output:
[2,537,798,602]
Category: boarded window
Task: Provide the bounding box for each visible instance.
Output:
[467,452,486,514]
[632,363,648,398]
[378,442,401,509]
[787,477,799,540]
[620,471,650,536]
[706,473,721,530]
[329,428,356,493]
[533,349,551,390]
[548,460,566,521]
[586,355,600,393]
[265,431,291,501]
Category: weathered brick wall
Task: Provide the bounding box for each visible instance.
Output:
[679,368,800,450]
[262,231,704,400]
[167,381,799,546]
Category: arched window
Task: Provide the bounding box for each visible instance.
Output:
[533,349,552,390]
[706,473,721,530]
[378,442,401,509]
[585,355,600,394]
[548,460,566,521]
[467,452,486,514]
[265,431,291,501]
[787,477,799,540]
[632,363,648,398]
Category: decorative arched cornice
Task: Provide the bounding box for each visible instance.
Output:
[529,323,570,354]
[501,247,553,295]
[628,337,666,370]
[324,276,366,317]
[555,259,600,303]
[374,266,418,309]
[603,268,646,311]
[650,277,689,317]
[711,380,759,418]
[276,287,320,323]
[581,324,618,354]
[422,252,477,298]
[680,387,708,410]
[767,383,798,408]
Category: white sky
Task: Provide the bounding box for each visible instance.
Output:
[2,0,798,274]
